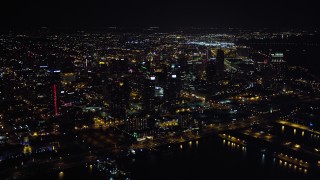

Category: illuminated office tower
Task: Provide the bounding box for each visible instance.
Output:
[125,113,148,132]
[165,73,181,108]
[270,52,286,81]
[178,111,192,130]
[142,76,156,113]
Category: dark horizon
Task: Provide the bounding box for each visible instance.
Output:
[1,0,320,30]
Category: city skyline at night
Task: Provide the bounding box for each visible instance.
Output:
[0,1,320,180]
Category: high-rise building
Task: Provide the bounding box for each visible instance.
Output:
[48,67,62,117]
[142,76,156,113]
[206,49,225,81]
[178,111,193,130]
[271,52,285,64]
[165,73,182,109]
[108,78,130,119]
[47,54,61,71]
[125,113,148,132]
[111,58,129,75]
[270,52,286,81]
[216,49,225,77]
[178,57,189,73]
[0,73,14,103]
[52,84,59,116]
[206,58,217,82]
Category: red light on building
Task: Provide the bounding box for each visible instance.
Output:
[53,84,59,116]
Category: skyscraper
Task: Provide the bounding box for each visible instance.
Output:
[53,84,59,116]
[178,111,193,130]
[142,76,156,113]
[206,58,217,82]
[125,113,148,132]
[216,49,225,77]
[108,77,130,119]
[48,65,62,117]
[111,58,129,75]
[165,73,181,109]
[270,52,286,81]
[206,49,225,81]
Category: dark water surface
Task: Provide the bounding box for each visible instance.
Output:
[39,136,318,180]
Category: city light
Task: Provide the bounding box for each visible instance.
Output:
[0,25,319,180]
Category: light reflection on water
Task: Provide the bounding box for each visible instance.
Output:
[58,171,64,179]
[51,136,314,180]
[276,158,309,175]
[261,153,265,165]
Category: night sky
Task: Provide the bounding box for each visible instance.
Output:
[1,0,319,29]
